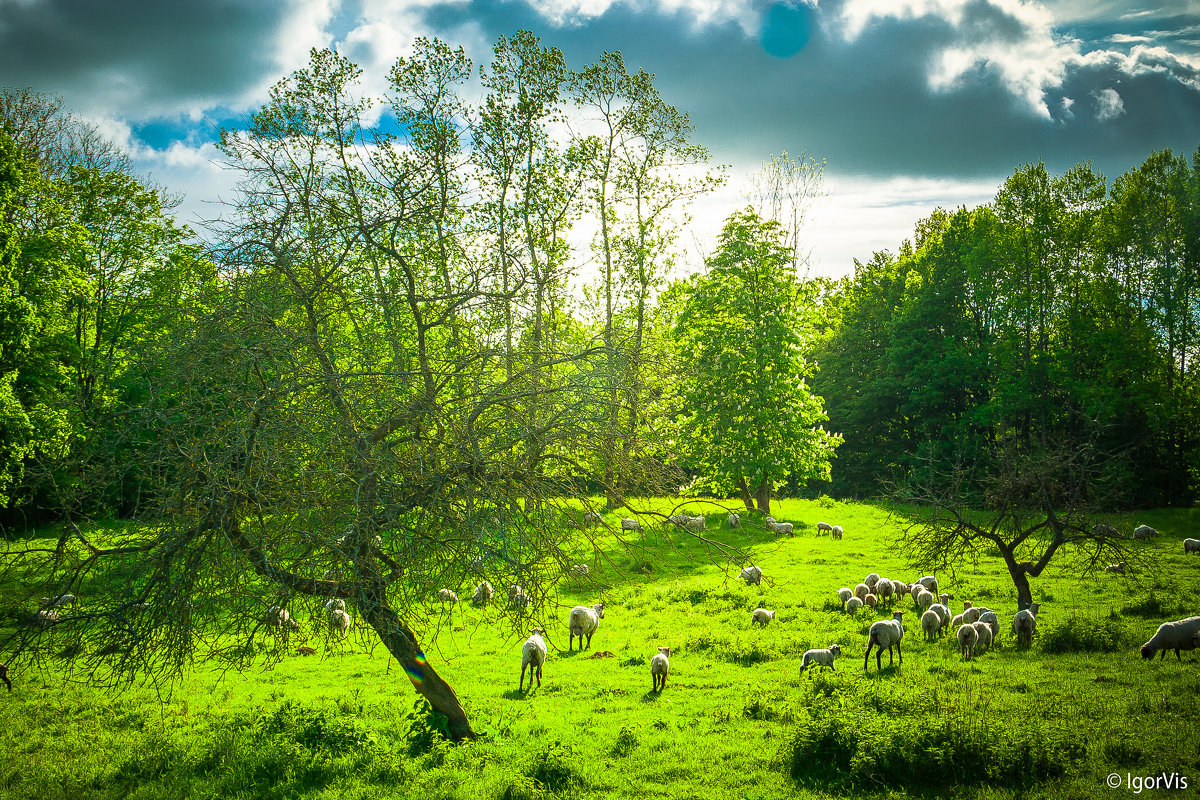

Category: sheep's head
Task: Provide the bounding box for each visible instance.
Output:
[1140,643,1156,659]
[829,644,842,656]
[594,602,605,617]
[657,646,671,657]
[530,627,545,637]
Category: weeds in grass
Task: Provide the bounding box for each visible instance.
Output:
[1039,616,1129,653]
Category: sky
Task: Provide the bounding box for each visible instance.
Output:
[2,0,1199,277]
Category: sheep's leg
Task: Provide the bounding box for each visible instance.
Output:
[520,664,527,692]
[1175,649,1182,661]
[863,642,873,670]
[586,631,593,649]
[662,671,668,690]
[536,665,542,687]
[896,641,902,664]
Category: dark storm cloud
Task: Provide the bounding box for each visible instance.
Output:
[414,0,1200,181]
[0,0,305,118]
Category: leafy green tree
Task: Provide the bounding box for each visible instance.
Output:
[674,208,840,514]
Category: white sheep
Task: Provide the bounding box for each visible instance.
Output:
[569,564,590,577]
[325,598,347,613]
[951,613,964,630]
[864,593,879,609]
[766,521,794,536]
[864,573,881,590]
[471,580,494,607]
[854,583,871,600]
[916,575,939,594]
[437,589,458,604]
[891,580,908,596]
[667,514,690,527]
[583,511,603,526]
[836,587,853,604]
[1093,523,1119,537]
[1012,603,1041,647]
[831,525,844,540]
[1133,524,1159,540]
[30,609,59,629]
[751,608,776,626]
[963,603,981,624]
[915,588,934,613]
[685,515,708,532]
[739,566,763,586]
[972,620,993,654]
[509,585,531,610]
[650,646,671,691]
[956,623,978,659]
[864,611,905,671]
[621,517,644,532]
[929,603,951,635]
[1140,616,1200,660]
[1104,562,1126,574]
[921,609,942,641]
[799,644,842,675]
[568,602,605,650]
[519,628,547,691]
[1183,539,1200,555]
[816,522,833,533]
[845,596,863,614]
[264,606,299,630]
[977,610,1000,640]
[728,513,741,529]
[328,608,351,637]
[764,516,776,525]
[875,580,894,604]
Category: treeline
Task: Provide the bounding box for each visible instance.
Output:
[813,153,1200,507]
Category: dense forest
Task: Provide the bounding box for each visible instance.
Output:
[1,32,1197,538]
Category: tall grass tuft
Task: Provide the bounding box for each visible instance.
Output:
[1039,616,1130,653]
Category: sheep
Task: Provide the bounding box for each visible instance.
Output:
[854,583,871,600]
[1139,616,1200,661]
[621,517,644,532]
[1104,562,1127,574]
[568,602,605,650]
[863,573,881,590]
[471,580,494,607]
[799,644,842,675]
[41,594,76,608]
[324,598,347,613]
[686,515,708,532]
[1012,603,1041,647]
[509,585,531,611]
[1093,523,1119,537]
[963,602,981,624]
[519,628,547,691]
[1184,538,1200,555]
[864,611,905,671]
[569,564,590,578]
[1133,524,1159,540]
[929,603,951,635]
[972,620,993,654]
[751,608,776,626]
[667,514,690,527]
[938,592,951,607]
[875,580,894,604]
[739,566,763,586]
[30,609,59,629]
[951,613,964,630]
[264,606,300,631]
[437,589,459,605]
[816,522,833,533]
[921,609,942,641]
[728,513,741,529]
[836,587,854,604]
[978,610,1000,640]
[956,624,979,659]
[891,580,908,596]
[845,596,864,614]
[864,593,878,609]
[915,588,934,613]
[764,516,776,525]
[831,525,844,540]
[650,646,671,692]
[766,521,794,536]
[328,608,351,637]
[916,575,939,594]
[583,511,603,526]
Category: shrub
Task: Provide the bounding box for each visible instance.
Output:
[528,741,584,793]
[1040,616,1129,654]
[405,698,452,756]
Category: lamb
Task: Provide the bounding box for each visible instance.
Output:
[766,521,794,536]
[816,522,833,533]
[1184,538,1200,555]
[519,628,548,691]
[650,646,671,692]
[728,513,741,529]
[864,611,905,671]
[328,608,351,637]
[568,602,605,650]
[854,583,871,600]
[864,593,878,609]
[1012,602,1041,647]
[972,620,993,654]
[1139,616,1200,661]
[569,564,590,577]
[891,580,908,596]
[799,644,842,675]
[621,517,644,532]
[836,587,853,604]
[921,609,942,641]
[471,580,494,607]
[751,608,776,626]
[956,623,979,659]
[915,588,934,613]
[1133,524,1159,540]
[739,566,763,586]
[845,596,864,613]
[1104,562,1127,574]
[831,525,844,540]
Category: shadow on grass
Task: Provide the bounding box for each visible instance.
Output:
[640,689,665,702]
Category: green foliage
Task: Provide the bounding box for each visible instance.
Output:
[1039,615,1130,653]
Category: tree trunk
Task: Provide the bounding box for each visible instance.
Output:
[1009,566,1033,611]
[737,477,754,513]
[754,478,771,517]
[363,602,477,741]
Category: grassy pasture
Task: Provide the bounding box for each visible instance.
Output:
[1,499,1199,799]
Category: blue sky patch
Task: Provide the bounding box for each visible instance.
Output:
[761,2,815,59]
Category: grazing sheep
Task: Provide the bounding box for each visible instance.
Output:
[1104,562,1126,574]
[978,610,1000,640]
[892,580,908,596]
[519,628,547,691]
[957,624,979,659]
[739,566,763,586]
[1183,539,1200,555]
[728,513,741,529]
[569,564,590,577]
[929,603,951,635]
[972,620,994,654]
[471,580,494,607]
[568,603,605,650]
[437,589,459,604]
[915,588,934,613]
[875,580,894,604]
[845,596,864,613]
[509,585,531,611]
[916,576,939,594]
[325,598,347,613]
[667,514,690,527]
[831,525,844,540]
[468,555,485,575]
[41,594,76,608]
[854,583,871,600]
[816,522,833,533]
[799,644,842,675]
[264,606,299,630]
[837,587,854,604]
[328,608,351,637]
[650,646,671,692]
[766,521,794,536]
[1133,524,1159,540]
[864,593,878,609]
[963,602,981,624]
[921,609,941,641]
[30,609,59,629]
[1093,523,1119,537]
[583,511,603,526]
[951,613,964,630]
[864,573,881,589]
[686,515,708,532]
[1139,616,1200,661]
[621,517,644,532]
[751,608,776,626]
[864,611,906,671]
[1012,603,1041,647]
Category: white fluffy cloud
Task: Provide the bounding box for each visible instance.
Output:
[1091,86,1125,121]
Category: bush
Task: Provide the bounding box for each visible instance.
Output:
[528,741,584,793]
[1040,616,1129,654]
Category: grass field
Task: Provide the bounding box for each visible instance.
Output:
[2,498,1199,799]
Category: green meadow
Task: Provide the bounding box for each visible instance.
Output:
[3,498,1199,800]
